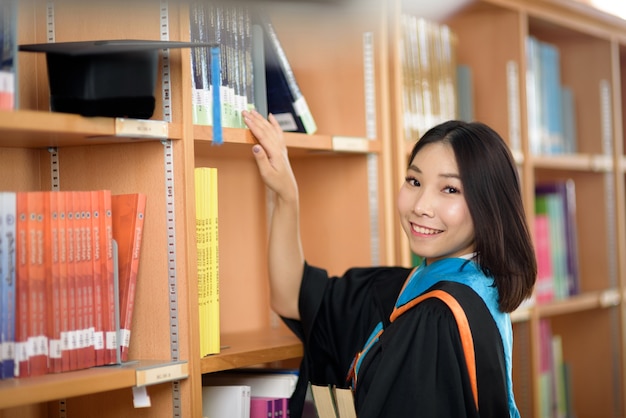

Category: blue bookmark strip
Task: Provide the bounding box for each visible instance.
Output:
[210,46,222,145]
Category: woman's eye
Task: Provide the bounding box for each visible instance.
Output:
[444,186,460,194]
[405,176,420,187]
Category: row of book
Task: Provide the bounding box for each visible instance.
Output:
[526,36,578,156]
[195,167,220,358]
[0,190,146,379]
[400,14,458,142]
[202,369,300,418]
[533,180,580,304]
[189,2,317,134]
[539,319,574,418]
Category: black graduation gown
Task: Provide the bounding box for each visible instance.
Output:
[282,262,509,418]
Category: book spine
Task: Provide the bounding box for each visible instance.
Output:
[56,192,71,372]
[0,192,16,378]
[100,190,116,364]
[257,12,317,134]
[26,191,47,377]
[15,192,29,377]
[46,191,63,373]
[90,190,105,366]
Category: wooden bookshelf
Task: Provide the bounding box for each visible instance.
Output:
[4,0,626,417]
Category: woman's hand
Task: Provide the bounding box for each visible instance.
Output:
[243,110,298,204]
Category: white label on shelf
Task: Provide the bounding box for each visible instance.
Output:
[115,118,168,139]
[135,361,189,387]
[332,136,369,152]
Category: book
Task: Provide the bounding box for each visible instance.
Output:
[55,191,71,371]
[197,167,220,357]
[536,180,580,297]
[64,191,79,370]
[251,397,274,418]
[98,190,117,364]
[533,199,555,304]
[202,385,251,418]
[15,192,29,376]
[90,190,105,366]
[26,191,48,377]
[310,384,357,418]
[203,369,298,399]
[111,193,147,362]
[255,11,317,134]
[0,192,16,378]
[45,191,63,373]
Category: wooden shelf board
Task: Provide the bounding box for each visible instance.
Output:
[0,360,187,409]
[0,110,180,148]
[536,289,621,317]
[532,153,613,172]
[200,329,303,374]
[193,125,381,157]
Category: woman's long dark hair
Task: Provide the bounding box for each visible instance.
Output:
[409,120,537,312]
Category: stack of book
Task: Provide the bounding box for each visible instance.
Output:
[400,14,458,142]
[0,190,146,379]
[189,2,317,134]
[526,36,578,155]
[202,369,298,417]
[533,180,580,303]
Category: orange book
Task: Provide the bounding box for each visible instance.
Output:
[111,193,147,362]
[76,191,95,369]
[45,191,63,373]
[98,190,117,364]
[65,192,78,370]
[56,192,71,372]
[26,191,47,377]
[15,192,29,377]
[90,190,105,366]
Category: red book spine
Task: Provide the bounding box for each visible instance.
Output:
[45,191,63,373]
[15,192,29,377]
[90,190,105,366]
[57,192,71,372]
[99,190,116,364]
[78,191,95,369]
[65,192,78,371]
[111,193,147,362]
[27,191,47,377]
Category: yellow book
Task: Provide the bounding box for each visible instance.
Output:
[208,167,220,354]
[194,167,212,357]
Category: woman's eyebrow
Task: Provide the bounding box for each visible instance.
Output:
[408,164,460,180]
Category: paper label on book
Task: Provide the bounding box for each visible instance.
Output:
[115,118,168,139]
[121,328,131,348]
[106,331,117,349]
[273,113,299,131]
[94,331,104,350]
[2,341,14,360]
[49,339,62,359]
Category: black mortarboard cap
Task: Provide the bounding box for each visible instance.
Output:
[19,40,216,119]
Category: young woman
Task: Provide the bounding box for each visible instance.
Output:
[243,110,536,418]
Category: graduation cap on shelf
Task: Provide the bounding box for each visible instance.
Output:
[19,39,217,119]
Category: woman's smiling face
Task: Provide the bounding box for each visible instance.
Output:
[397,141,475,264]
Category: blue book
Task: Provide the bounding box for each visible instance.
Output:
[0,192,16,378]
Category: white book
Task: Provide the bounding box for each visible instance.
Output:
[202,385,251,418]
[203,372,298,398]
